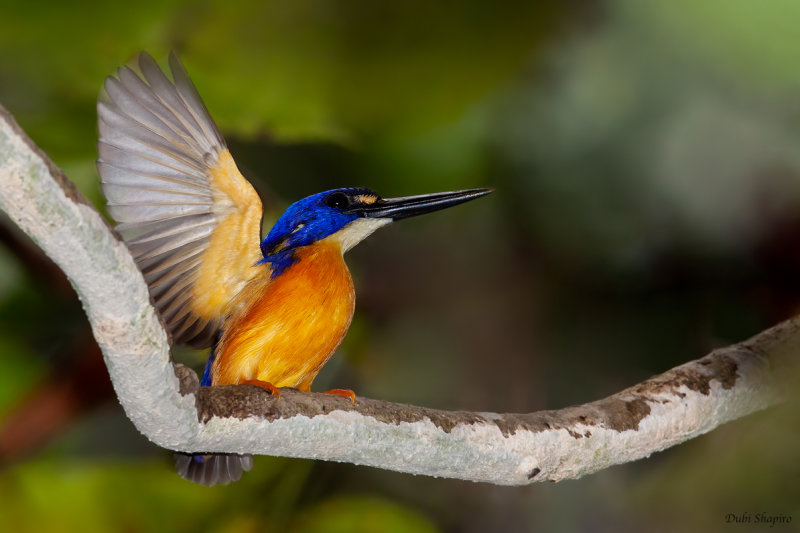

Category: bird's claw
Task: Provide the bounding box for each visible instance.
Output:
[242,379,281,403]
[323,388,356,404]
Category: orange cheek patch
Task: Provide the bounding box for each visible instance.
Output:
[355,194,378,205]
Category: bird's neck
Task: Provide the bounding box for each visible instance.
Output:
[262,218,391,278]
[285,239,351,284]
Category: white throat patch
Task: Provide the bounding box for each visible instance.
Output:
[327,218,392,253]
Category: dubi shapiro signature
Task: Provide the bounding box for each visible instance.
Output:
[725,512,793,528]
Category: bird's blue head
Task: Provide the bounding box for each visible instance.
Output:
[261,187,369,258]
[260,186,493,277]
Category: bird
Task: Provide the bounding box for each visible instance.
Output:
[96,52,491,486]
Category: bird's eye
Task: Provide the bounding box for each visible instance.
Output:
[324,192,350,210]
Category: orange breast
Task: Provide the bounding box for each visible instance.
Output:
[211,239,355,391]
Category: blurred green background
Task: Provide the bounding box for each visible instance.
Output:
[1,0,799,531]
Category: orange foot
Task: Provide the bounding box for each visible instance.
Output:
[323,388,356,405]
[242,379,281,403]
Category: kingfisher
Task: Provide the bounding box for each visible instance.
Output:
[97,52,491,486]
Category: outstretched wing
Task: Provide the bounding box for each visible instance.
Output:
[97,52,263,348]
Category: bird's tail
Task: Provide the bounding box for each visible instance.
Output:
[173,452,253,486]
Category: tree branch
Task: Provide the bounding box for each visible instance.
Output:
[0,103,788,484]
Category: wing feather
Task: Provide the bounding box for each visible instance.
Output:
[98,52,264,348]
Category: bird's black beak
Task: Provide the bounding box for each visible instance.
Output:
[353,188,493,220]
